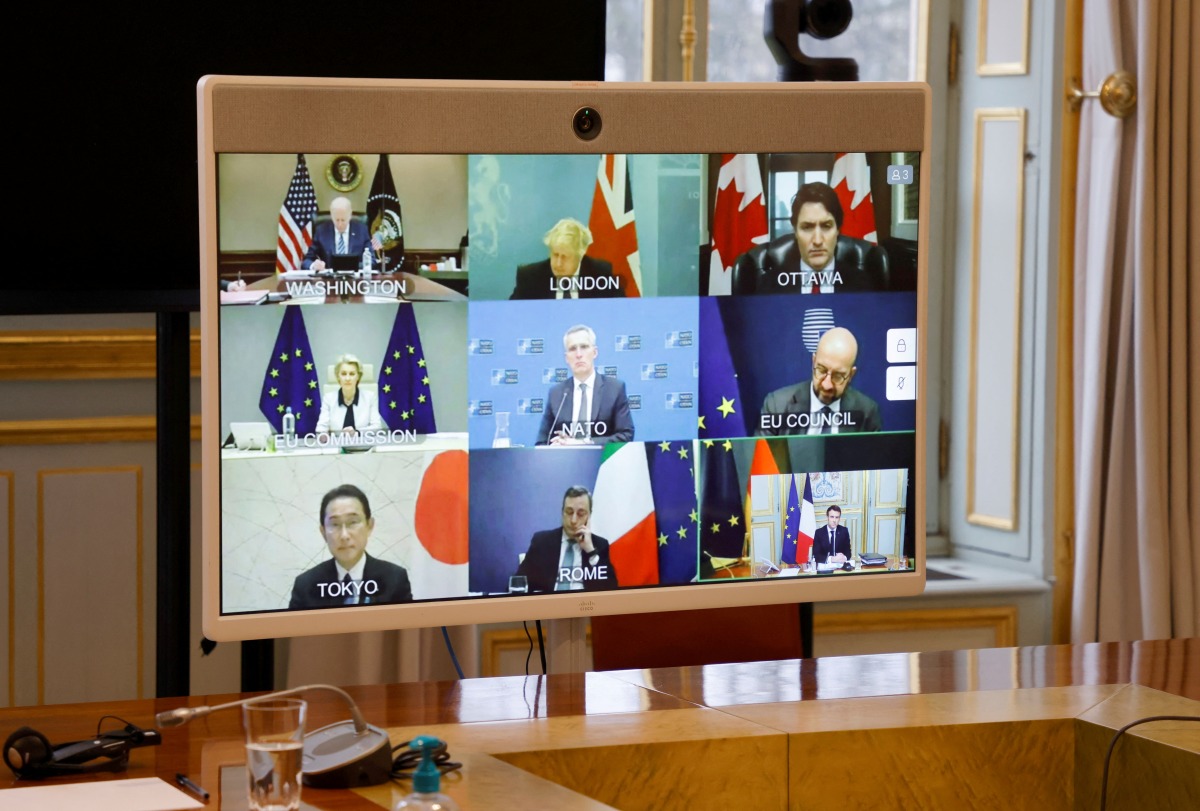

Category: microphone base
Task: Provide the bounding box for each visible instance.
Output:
[301,721,392,788]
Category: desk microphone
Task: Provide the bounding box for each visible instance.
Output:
[548,389,570,441]
[155,684,391,788]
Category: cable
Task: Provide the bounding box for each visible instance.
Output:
[440,626,464,680]
[534,620,548,674]
[523,621,534,676]
[1098,714,1199,811]
[389,738,462,781]
[95,715,136,737]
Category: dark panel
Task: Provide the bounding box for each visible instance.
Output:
[7,4,606,312]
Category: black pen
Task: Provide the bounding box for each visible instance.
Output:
[175,772,210,801]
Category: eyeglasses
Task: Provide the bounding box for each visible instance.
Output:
[813,363,851,385]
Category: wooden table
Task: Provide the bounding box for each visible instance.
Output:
[1,639,1196,809]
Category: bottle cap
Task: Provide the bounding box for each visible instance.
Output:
[410,735,442,793]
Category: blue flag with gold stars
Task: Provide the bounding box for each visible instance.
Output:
[781,473,802,565]
[378,306,437,432]
[700,439,745,559]
[698,298,748,438]
[259,307,320,433]
[648,441,699,584]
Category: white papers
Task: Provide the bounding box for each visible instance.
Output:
[0,777,203,811]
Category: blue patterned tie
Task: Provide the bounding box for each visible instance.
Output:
[337,232,346,255]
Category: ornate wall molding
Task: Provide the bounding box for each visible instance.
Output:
[0,416,202,445]
[0,329,201,380]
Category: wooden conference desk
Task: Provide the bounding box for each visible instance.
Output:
[1,639,1196,809]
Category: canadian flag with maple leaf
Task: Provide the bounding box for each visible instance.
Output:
[830,152,878,243]
[708,153,769,295]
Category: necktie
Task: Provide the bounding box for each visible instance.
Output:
[341,572,357,605]
[811,275,820,294]
[819,405,833,434]
[337,233,347,255]
[555,544,574,591]
[579,383,590,438]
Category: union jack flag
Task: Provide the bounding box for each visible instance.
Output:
[587,154,641,297]
[275,155,318,274]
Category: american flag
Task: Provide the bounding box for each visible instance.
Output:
[275,154,318,274]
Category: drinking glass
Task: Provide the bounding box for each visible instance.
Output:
[243,699,307,811]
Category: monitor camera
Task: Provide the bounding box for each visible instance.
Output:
[572,107,602,140]
[764,0,859,82]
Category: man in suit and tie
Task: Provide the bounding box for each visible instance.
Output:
[301,196,376,271]
[755,326,882,437]
[812,504,852,564]
[514,486,619,593]
[536,324,634,445]
[510,218,624,299]
[289,484,412,609]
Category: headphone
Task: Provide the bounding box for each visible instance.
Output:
[4,726,131,780]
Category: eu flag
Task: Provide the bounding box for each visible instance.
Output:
[781,474,801,564]
[378,306,437,433]
[700,439,745,559]
[258,307,320,433]
[698,298,748,439]
[648,441,699,584]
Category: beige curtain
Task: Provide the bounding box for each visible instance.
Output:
[283,626,479,686]
[1072,0,1197,642]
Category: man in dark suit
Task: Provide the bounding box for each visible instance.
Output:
[301,196,375,271]
[288,484,412,609]
[510,218,624,299]
[811,504,852,564]
[732,181,883,294]
[755,326,882,437]
[514,486,619,593]
[537,324,634,445]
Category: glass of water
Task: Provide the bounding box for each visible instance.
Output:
[243,699,307,811]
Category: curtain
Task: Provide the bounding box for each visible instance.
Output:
[283,626,479,686]
[1072,0,1197,642]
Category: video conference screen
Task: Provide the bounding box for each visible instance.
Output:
[217,150,920,616]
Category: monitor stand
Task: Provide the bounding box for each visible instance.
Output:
[545,618,590,673]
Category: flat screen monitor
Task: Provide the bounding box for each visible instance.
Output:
[200,77,929,640]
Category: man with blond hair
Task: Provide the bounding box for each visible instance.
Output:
[510,217,623,299]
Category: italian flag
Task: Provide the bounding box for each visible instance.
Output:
[590,442,659,585]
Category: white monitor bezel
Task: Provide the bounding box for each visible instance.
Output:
[199,76,931,641]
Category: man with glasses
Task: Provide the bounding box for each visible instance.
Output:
[755,326,882,437]
[536,324,634,445]
[288,484,412,609]
[513,486,620,593]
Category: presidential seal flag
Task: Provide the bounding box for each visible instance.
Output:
[367,155,405,271]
